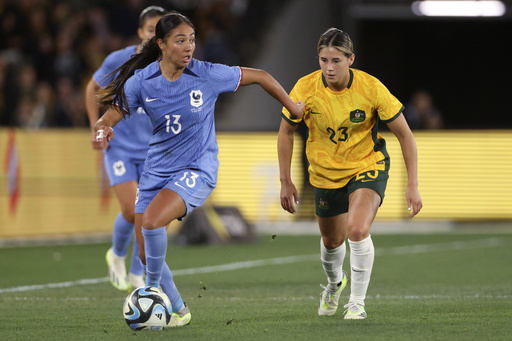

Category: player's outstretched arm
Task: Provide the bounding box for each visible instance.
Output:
[240,67,304,119]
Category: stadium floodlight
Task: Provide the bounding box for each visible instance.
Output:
[412,0,506,17]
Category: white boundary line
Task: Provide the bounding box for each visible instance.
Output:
[0,237,507,294]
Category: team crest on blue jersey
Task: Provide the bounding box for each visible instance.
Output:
[190,90,203,107]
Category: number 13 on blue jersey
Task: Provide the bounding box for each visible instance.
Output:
[165,114,182,134]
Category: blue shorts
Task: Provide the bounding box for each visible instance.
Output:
[103,149,145,186]
[134,169,216,218]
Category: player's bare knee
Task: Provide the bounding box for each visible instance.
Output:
[322,236,344,249]
[347,222,369,241]
[121,210,135,224]
[348,228,369,242]
[141,217,159,230]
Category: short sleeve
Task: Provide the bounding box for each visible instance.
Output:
[281,84,303,126]
[93,53,118,87]
[123,75,142,113]
[207,63,242,95]
[374,81,404,124]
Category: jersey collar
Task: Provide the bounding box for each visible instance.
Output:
[143,59,199,80]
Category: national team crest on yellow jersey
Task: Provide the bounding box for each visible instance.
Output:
[282,69,403,189]
[350,109,366,123]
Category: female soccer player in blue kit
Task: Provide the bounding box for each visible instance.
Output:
[93,12,305,327]
[85,6,167,292]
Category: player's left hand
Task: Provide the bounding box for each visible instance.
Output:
[406,186,422,218]
[280,180,299,214]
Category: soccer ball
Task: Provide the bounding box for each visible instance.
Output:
[123,286,172,331]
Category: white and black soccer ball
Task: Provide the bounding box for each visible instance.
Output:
[123,286,172,331]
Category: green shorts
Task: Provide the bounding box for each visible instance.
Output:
[314,168,389,218]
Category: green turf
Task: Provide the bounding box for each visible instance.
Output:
[0,233,511,340]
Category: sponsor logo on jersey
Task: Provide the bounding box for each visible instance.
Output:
[190,90,203,108]
[350,109,366,123]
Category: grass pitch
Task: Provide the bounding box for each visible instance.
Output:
[1,232,511,340]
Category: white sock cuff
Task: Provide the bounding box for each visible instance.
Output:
[320,238,346,258]
[348,235,373,254]
[320,238,346,285]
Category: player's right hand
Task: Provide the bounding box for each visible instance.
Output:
[92,126,114,150]
[289,101,305,120]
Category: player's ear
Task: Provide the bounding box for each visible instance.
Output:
[349,54,355,66]
[157,38,166,51]
[137,28,144,40]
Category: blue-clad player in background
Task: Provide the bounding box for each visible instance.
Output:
[85,6,167,292]
[93,12,304,327]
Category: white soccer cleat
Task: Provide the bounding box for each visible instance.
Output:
[105,248,129,292]
[318,270,348,316]
[128,273,146,290]
[343,301,367,320]
[168,302,191,327]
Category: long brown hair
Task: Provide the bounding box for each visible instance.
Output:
[98,12,195,115]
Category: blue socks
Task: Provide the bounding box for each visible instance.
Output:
[112,213,133,257]
[161,263,184,313]
[129,240,143,276]
[141,226,167,288]
[112,213,143,275]
[141,226,184,313]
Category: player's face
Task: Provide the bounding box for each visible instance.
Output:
[160,23,195,69]
[318,47,355,92]
[138,16,162,43]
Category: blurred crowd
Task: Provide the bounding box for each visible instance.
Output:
[0,0,286,128]
[404,89,444,130]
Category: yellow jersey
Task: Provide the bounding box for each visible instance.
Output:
[282,68,403,189]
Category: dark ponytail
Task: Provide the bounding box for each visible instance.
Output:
[98,37,161,114]
[98,11,195,115]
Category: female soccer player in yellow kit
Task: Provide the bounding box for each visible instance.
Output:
[279,28,422,319]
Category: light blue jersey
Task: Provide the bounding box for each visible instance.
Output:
[125,58,242,184]
[94,45,152,160]
[124,59,242,215]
